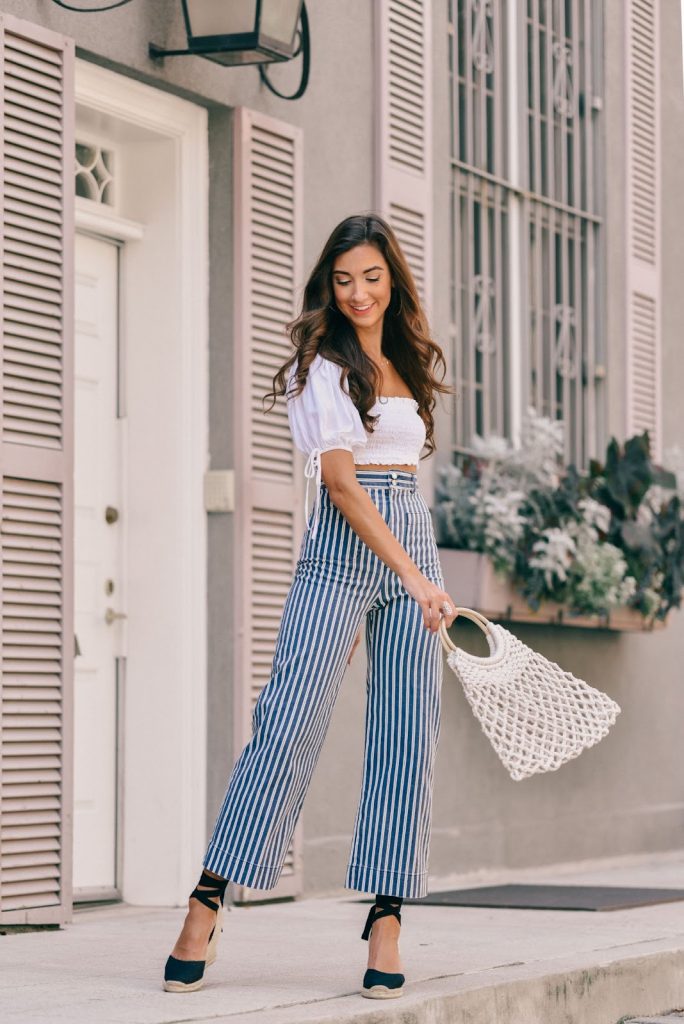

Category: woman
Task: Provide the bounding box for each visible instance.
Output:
[163,213,459,999]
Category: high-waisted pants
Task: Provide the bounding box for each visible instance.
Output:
[202,469,445,899]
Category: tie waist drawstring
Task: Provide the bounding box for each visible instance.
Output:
[303,446,323,541]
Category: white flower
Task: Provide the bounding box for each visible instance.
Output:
[571,537,635,613]
[578,497,611,534]
[470,433,511,461]
[643,483,668,512]
[518,406,565,483]
[529,527,577,588]
[469,407,565,492]
[467,485,527,571]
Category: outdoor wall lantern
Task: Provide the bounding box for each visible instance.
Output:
[49,0,309,101]
[149,0,310,99]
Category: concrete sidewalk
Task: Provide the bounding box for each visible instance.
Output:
[2,853,684,1024]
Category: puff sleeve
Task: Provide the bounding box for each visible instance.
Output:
[286,353,368,539]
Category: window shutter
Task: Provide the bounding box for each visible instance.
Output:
[374,0,433,318]
[0,14,74,924]
[625,0,661,458]
[232,107,303,902]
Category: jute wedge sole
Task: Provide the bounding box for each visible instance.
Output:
[361,977,405,999]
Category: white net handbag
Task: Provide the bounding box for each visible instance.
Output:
[438,608,621,781]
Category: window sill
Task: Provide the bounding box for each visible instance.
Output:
[438,548,668,632]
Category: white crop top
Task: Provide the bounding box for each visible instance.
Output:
[286,352,426,538]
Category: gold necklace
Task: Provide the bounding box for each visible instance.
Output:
[376,355,391,404]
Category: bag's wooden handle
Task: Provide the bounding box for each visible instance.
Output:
[438,607,493,653]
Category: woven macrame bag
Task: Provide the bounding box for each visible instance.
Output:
[438,607,621,781]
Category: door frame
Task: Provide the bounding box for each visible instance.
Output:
[74,60,209,907]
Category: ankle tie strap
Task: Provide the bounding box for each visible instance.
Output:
[361,895,403,941]
[190,869,228,911]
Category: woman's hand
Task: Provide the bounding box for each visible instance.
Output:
[399,567,459,633]
[346,569,458,663]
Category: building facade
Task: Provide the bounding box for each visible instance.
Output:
[0,0,682,925]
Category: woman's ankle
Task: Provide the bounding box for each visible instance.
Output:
[194,867,229,904]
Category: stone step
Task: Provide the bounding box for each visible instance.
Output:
[624,1016,684,1023]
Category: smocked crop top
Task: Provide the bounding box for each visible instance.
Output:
[286,352,426,539]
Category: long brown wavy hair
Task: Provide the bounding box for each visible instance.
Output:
[263,213,456,459]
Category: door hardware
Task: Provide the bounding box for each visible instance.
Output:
[105,608,128,625]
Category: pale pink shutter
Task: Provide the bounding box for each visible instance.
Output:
[232,107,303,902]
[374,0,433,319]
[0,14,75,924]
[625,0,661,458]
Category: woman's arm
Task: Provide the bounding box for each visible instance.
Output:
[321,449,458,634]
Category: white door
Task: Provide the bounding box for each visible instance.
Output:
[73,233,125,897]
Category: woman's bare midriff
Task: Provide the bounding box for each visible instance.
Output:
[356,464,417,472]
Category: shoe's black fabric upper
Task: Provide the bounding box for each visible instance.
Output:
[164,954,206,985]
[362,967,405,990]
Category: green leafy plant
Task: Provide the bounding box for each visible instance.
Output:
[434,409,684,621]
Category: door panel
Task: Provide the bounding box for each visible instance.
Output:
[73,233,123,896]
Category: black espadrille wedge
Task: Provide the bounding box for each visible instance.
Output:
[163,870,226,993]
[360,895,405,999]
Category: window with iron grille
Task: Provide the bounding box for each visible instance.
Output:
[448,0,604,467]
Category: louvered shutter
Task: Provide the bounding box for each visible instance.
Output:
[625,0,661,458]
[374,0,433,317]
[0,14,75,925]
[232,107,303,902]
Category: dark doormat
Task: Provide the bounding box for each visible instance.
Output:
[392,884,684,911]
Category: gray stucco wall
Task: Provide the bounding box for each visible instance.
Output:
[6,0,682,897]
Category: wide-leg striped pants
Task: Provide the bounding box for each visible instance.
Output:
[203,469,445,898]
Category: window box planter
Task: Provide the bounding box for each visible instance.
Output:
[438,548,668,632]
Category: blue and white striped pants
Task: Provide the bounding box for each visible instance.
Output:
[203,469,445,898]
